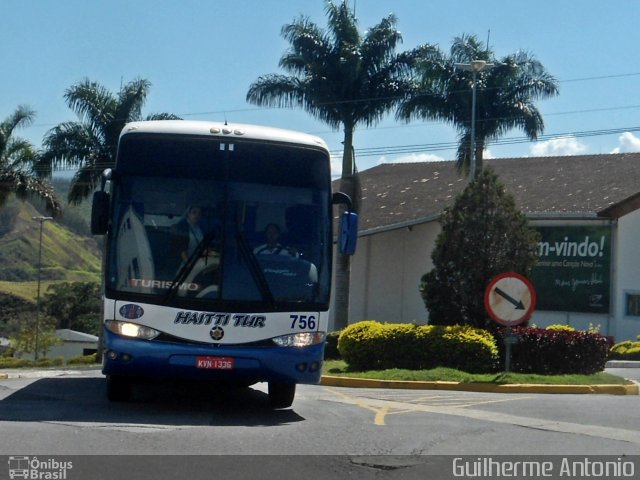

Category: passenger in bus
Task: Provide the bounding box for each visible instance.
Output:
[172,206,206,265]
[253,223,298,257]
[172,206,221,267]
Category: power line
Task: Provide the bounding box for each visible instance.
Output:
[25,71,640,132]
[329,126,640,158]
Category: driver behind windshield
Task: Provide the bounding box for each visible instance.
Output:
[253,223,298,257]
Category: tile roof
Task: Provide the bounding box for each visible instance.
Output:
[340,153,640,234]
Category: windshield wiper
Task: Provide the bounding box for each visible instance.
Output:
[236,231,276,307]
[164,230,218,303]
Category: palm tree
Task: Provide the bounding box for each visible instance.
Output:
[398,34,559,176]
[0,106,61,216]
[246,1,425,329]
[42,78,180,203]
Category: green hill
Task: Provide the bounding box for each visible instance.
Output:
[0,198,101,302]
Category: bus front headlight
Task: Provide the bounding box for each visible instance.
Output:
[272,332,325,348]
[106,320,160,340]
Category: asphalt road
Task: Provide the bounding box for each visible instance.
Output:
[0,368,638,479]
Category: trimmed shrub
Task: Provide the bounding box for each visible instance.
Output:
[609,340,640,361]
[0,357,34,369]
[338,321,499,373]
[35,356,65,368]
[546,324,576,332]
[66,353,100,365]
[337,321,394,371]
[439,325,499,373]
[497,327,609,374]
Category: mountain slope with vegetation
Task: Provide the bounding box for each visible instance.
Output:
[0,195,101,298]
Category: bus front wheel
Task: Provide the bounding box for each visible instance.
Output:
[268,382,296,409]
[106,375,132,402]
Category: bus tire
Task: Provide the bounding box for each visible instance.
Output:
[106,375,132,402]
[268,381,296,409]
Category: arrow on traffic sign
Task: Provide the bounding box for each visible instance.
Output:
[494,286,525,310]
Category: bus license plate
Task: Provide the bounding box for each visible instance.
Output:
[196,356,234,370]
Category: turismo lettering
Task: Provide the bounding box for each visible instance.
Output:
[129,278,199,291]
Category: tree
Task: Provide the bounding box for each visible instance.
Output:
[398,34,559,176]
[420,167,539,332]
[41,282,101,335]
[246,1,424,329]
[10,315,62,359]
[41,78,181,203]
[0,106,61,216]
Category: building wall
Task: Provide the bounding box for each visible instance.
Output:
[613,208,640,341]
[47,342,97,360]
[342,214,640,341]
[348,222,440,325]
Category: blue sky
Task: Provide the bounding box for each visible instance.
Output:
[3,0,640,177]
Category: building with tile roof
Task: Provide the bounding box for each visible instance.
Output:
[333,152,640,341]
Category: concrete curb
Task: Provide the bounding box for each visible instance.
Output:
[606,360,640,368]
[320,375,639,395]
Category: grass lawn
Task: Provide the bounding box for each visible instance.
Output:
[323,360,633,385]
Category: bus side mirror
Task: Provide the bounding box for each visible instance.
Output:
[91,191,110,235]
[332,192,358,255]
[339,211,358,255]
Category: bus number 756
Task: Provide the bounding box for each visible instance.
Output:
[290,315,316,330]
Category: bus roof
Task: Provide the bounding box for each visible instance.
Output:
[120,120,329,151]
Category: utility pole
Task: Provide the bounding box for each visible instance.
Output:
[32,216,53,360]
[454,60,494,179]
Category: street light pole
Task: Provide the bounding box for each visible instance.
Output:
[454,60,494,179]
[32,216,53,360]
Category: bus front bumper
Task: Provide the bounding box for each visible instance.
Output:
[101,329,324,385]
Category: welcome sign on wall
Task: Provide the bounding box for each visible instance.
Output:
[530,225,611,314]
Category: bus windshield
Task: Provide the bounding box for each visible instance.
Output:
[105,134,332,310]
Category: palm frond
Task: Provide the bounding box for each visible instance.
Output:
[145,113,182,121]
[64,79,117,136]
[67,164,101,205]
[0,106,36,162]
[115,78,151,124]
[3,139,39,170]
[42,122,96,169]
[0,168,62,217]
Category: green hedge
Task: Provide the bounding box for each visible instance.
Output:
[0,353,99,369]
[337,321,499,373]
[496,327,609,374]
[66,353,99,365]
[0,357,34,369]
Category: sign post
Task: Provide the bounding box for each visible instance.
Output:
[484,272,537,372]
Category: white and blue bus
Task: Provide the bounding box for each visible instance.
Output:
[91,120,357,408]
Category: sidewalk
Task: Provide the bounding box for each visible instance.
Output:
[0,366,101,380]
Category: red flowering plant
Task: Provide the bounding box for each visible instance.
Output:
[495,326,609,374]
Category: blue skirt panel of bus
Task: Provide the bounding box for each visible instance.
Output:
[102,329,324,384]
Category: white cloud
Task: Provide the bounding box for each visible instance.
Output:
[378,152,446,164]
[530,136,588,157]
[610,132,640,154]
